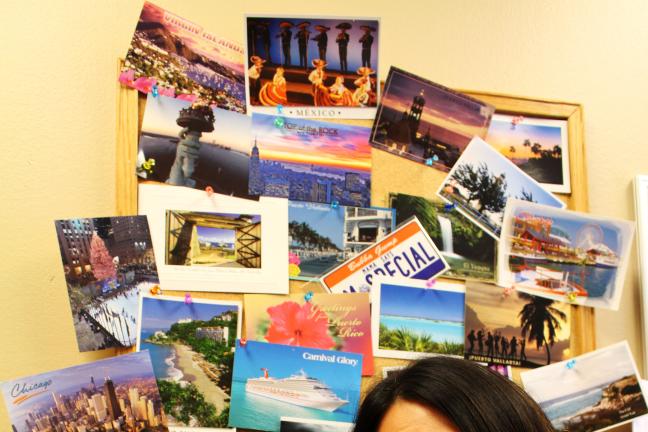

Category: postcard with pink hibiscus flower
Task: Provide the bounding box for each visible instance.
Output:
[244,293,373,375]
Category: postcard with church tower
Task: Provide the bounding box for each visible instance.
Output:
[369,67,494,172]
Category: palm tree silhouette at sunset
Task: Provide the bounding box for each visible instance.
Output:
[518,293,568,365]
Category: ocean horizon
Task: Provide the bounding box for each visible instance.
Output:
[380,315,464,343]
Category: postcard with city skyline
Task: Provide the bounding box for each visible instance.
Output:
[249,114,372,207]
[280,416,354,432]
[54,216,159,352]
[487,114,571,193]
[139,94,255,199]
[464,281,571,368]
[245,16,380,119]
[288,201,394,281]
[136,294,241,428]
[437,137,565,239]
[390,193,495,282]
[244,292,374,375]
[498,199,635,311]
[229,340,362,431]
[120,1,246,113]
[522,342,648,432]
[369,66,494,171]
[1,351,168,432]
[371,277,465,360]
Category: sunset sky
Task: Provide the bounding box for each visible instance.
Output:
[487,114,566,159]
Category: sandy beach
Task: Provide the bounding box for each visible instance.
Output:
[173,343,229,412]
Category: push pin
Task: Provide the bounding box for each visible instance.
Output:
[566,359,576,370]
[149,285,162,295]
[425,278,436,289]
[152,84,159,97]
[277,104,284,115]
[274,116,285,128]
[240,338,247,347]
[502,286,515,298]
[444,203,456,213]
[288,252,301,266]
[289,263,301,277]
[205,186,214,197]
[566,291,578,302]
[331,200,340,209]
[184,293,192,305]
[304,291,314,302]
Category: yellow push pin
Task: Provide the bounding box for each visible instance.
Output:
[289,263,301,277]
[566,292,577,302]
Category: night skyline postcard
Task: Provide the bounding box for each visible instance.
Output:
[1,351,168,432]
[249,113,372,207]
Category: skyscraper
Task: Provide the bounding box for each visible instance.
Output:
[249,137,264,194]
[103,377,123,419]
[52,392,68,415]
[92,394,107,422]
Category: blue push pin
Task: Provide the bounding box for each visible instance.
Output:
[444,203,456,213]
[152,84,159,97]
[277,104,284,115]
[304,291,314,302]
[566,359,576,370]
[425,155,439,166]
[331,200,340,209]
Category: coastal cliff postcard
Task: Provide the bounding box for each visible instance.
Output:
[120,1,246,113]
[138,94,255,199]
[437,137,565,239]
[390,193,496,281]
[245,16,380,119]
[288,201,394,281]
[1,351,168,432]
[136,294,241,429]
[320,217,449,294]
[280,417,354,432]
[228,341,362,431]
[521,342,648,432]
[244,293,373,375]
[371,277,465,360]
[464,281,571,368]
[54,216,159,352]
[248,114,372,207]
[498,200,635,310]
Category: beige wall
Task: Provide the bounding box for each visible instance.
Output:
[1,0,647,430]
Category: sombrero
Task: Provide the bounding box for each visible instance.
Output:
[360,25,376,32]
[336,22,352,30]
[315,25,330,32]
[250,55,266,64]
[356,67,375,76]
[297,21,311,28]
[312,59,328,68]
[279,21,293,28]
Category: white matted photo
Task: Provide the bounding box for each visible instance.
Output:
[139,183,288,293]
[280,417,354,432]
[634,175,648,373]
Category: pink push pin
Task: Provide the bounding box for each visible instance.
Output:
[240,338,247,347]
[184,293,192,305]
[205,186,214,197]
[502,286,515,298]
[425,278,437,289]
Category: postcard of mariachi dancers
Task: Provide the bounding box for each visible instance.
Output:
[244,16,380,119]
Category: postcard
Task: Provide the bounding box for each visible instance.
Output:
[245,16,380,119]
[369,66,494,171]
[139,94,255,199]
[521,342,648,432]
[228,341,362,431]
[54,216,158,352]
[288,201,394,280]
[280,417,354,432]
[320,217,449,294]
[381,366,405,379]
[498,199,635,310]
[390,193,495,281]
[485,363,513,380]
[120,1,246,113]
[464,281,571,368]
[139,183,289,294]
[436,137,565,239]
[486,113,571,193]
[249,114,372,207]
[371,276,465,360]
[244,292,373,375]
[1,351,168,431]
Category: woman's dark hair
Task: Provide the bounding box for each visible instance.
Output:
[354,357,553,432]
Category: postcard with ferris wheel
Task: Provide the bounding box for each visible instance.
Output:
[497,199,635,310]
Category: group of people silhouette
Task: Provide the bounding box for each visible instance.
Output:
[466,329,527,361]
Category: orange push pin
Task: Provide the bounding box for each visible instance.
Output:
[205,186,214,197]
[149,285,162,295]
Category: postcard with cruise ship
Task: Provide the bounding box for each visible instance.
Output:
[320,217,449,294]
[244,292,373,375]
[248,114,372,207]
[280,416,354,432]
[521,342,648,432]
[1,351,169,432]
[229,341,362,431]
[498,200,635,310]
[136,294,241,429]
[288,200,394,281]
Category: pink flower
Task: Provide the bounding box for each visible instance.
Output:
[288,252,301,265]
[265,301,334,349]
[158,86,176,97]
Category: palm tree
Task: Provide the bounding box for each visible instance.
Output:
[518,293,567,365]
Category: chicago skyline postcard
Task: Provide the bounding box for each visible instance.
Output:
[249,114,372,207]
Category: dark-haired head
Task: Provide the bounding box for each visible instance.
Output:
[354,357,553,432]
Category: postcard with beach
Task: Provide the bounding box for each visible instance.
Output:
[390,193,496,281]
[280,417,354,432]
[464,281,571,368]
[498,199,635,310]
[136,294,241,429]
[369,66,494,171]
[245,16,380,119]
[437,137,565,239]
[486,113,571,193]
[289,201,394,280]
[229,340,362,431]
[138,94,255,199]
[371,276,465,360]
[522,342,648,432]
[1,351,168,432]
[54,216,158,352]
[244,292,373,375]
[120,1,246,113]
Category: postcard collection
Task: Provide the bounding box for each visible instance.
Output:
[2,2,644,432]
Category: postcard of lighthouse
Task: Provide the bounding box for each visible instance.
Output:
[228,340,362,431]
[244,15,380,119]
[497,199,635,310]
[1,351,169,432]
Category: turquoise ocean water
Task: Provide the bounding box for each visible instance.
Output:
[380,315,464,343]
[541,387,603,429]
[140,331,181,380]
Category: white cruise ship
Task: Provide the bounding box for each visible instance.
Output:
[245,369,348,412]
